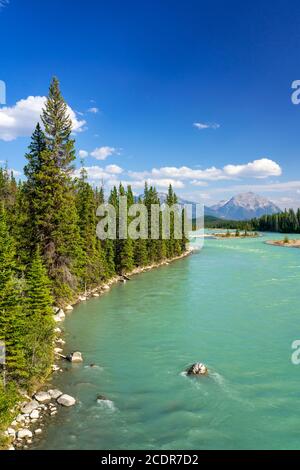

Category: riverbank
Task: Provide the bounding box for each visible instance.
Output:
[2,248,194,450]
[266,239,300,248]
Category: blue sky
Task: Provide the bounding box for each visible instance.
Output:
[1,0,300,207]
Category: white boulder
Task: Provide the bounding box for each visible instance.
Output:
[57,394,76,407]
[34,391,51,404]
[53,309,65,322]
[7,428,16,438]
[48,389,63,400]
[67,351,83,363]
[21,400,39,414]
[17,429,33,439]
[30,409,39,420]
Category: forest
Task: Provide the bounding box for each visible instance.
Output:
[0,78,187,446]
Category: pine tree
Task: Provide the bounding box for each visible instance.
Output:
[24,248,54,380]
[117,184,134,274]
[24,78,83,300]
[0,206,27,382]
[75,167,105,289]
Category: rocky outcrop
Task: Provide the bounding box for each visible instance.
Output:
[5,387,77,450]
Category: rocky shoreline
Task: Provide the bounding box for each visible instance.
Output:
[3,248,194,451]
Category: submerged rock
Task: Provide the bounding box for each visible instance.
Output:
[186,363,208,376]
[97,394,108,401]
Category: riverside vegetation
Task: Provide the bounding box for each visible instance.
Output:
[0,78,187,448]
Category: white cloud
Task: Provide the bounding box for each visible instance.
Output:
[223,158,282,179]
[78,150,88,158]
[151,166,226,181]
[0,96,86,141]
[87,107,99,114]
[73,165,183,190]
[146,159,282,182]
[105,164,123,174]
[193,122,220,130]
[90,146,119,160]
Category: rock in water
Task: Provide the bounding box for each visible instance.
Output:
[186,362,208,376]
[48,389,63,400]
[66,351,83,363]
[34,391,51,403]
[97,394,107,401]
[57,394,76,407]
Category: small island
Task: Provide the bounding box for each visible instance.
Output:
[266,237,300,248]
[213,230,260,239]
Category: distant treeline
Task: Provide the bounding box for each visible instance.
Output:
[204,209,300,233]
[204,216,252,230]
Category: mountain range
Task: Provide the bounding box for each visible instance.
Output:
[155,191,281,221]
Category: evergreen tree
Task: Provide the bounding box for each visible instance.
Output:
[24,78,83,300]
[24,248,54,380]
[0,206,27,382]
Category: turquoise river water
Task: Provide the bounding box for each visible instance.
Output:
[34,233,300,450]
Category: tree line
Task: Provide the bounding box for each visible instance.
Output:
[205,210,300,233]
[0,78,187,441]
[251,209,300,233]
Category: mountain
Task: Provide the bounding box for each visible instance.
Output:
[210,192,281,220]
[137,191,281,221]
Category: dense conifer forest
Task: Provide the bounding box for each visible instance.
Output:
[205,211,300,233]
[0,78,187,446]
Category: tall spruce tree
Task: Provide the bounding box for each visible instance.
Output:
[24,78,83,300]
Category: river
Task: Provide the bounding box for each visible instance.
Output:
[33,233,300,450]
